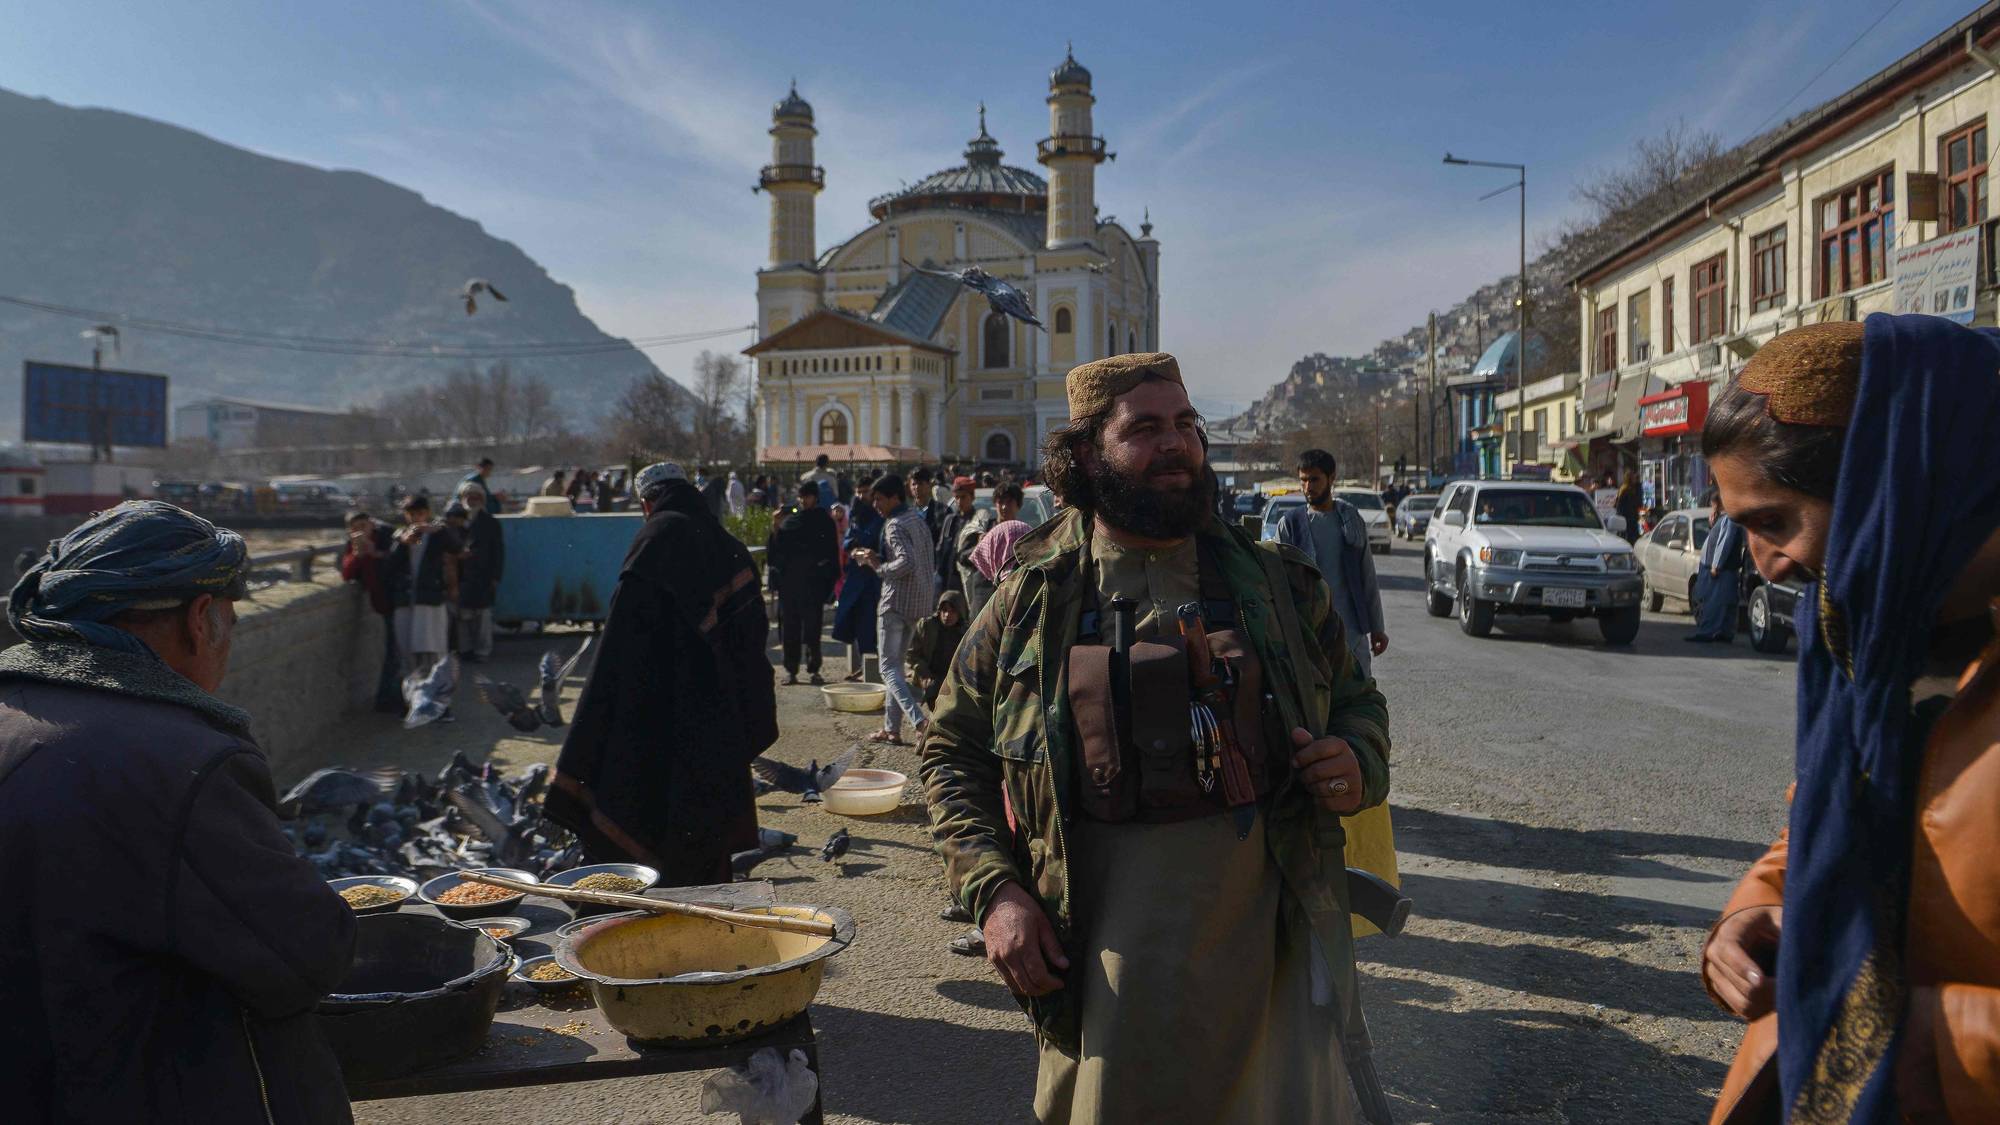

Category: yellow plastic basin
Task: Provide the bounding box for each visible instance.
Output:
[822,768,907,817]
[821,683,885,713]
[556,905,854,1046]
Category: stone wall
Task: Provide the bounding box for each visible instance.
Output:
[214,572,379,776]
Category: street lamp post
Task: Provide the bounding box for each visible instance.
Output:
[1443,153,1526,479]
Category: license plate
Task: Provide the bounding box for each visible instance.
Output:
[1543,587,1587,608]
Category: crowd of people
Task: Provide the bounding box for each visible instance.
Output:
[3,316,1998,1122]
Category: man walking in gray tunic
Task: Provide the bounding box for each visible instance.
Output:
[1275,449,1387,677]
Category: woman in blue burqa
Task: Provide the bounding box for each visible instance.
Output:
[1697,314,2000,1122]
[830,482,882,682]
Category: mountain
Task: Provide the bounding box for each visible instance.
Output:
[1224,353,1407,435]
[0,88,678,439]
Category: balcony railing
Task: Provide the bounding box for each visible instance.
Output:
[1036,135,1110,161]
[757,163,825,189]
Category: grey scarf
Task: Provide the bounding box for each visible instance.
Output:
[0,640,253,740]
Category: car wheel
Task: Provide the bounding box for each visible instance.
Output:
[1598,604,1641,645]
[1687,577,1701,615]
[1456,565,1494,637]
[1424,556,1454,617]
[1647,586,1664,613]
[1748,585,1791,654]
[1374,542,1390,555]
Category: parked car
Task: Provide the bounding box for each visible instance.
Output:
[1633,507,1712,613]
[1395,493,1439,540]
[1259,494,1307,542]
[973,484,1058,528]
[1423,481,1645,644]
[1745,574,1804,654]
[1335,489,1392,554]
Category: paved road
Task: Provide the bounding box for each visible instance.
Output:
[341,538,1800,1124]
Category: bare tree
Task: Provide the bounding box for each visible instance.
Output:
[376,363,567,444]
[688,350,750,466]
[607,372,690,462]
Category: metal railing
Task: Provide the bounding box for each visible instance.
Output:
[249,543,346,584]
[758,163,825,189]
[1036,135,1110,160]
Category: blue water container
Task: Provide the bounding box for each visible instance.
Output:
[491,512,643,625]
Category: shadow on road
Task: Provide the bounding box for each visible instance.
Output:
[1443,611,1795,660]
[1365,972,1728,1122]
[935,978,1020,1012]
[1393,805,1766,876]
[1399,871,1716,943]
[812,1006,1037,1124]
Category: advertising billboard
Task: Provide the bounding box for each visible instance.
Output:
[22,361,169,449]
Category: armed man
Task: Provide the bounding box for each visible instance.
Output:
[921,352,1392,1124]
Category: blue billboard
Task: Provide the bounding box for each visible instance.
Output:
[23,361,169,448]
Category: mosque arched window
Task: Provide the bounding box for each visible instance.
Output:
[983,312,1010,369]
[1107,322,1117,356]
[818,410,849,445]
[984,431,1014,463]
[1054,307,1073,334]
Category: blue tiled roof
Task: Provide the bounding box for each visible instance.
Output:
[1471,331,1552,379]
[871,270,961,340]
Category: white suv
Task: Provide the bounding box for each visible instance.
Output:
[1423,481,1645,644]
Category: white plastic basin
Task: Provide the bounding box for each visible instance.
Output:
[821,683,885,713]
[822,769,907,816]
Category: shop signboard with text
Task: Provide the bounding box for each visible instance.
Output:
[1638,382,1709,438]
[1893,228,1979,324]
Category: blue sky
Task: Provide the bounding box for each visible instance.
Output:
[2,0,1975,410]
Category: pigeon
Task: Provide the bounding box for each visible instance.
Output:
[461,278,507,315]
[402,657,458,729]
[750,747,858,804]
[699,1046,819,1125]
[276,767,403,818]
[730,828,799,879]
[474,675,543,732]
[903,259,1045,331]
[512,762,551,807]
[1083,261,1110,274]
[819,827,850,863]
[537,638,592,727]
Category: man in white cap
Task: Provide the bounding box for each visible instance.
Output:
[547,463,778,884]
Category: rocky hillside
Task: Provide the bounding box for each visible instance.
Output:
[0,88,679,436]
[1225,353,1405,434]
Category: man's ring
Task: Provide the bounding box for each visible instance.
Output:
[1327,779,1350,796]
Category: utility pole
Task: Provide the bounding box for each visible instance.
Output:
[1426,312,1437,481]
[80,324,120,464]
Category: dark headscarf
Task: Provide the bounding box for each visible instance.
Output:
[8,501,248,656]
[1776,314,2000,1119]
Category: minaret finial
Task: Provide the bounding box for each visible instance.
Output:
[979,102,986,132]
[1141,206,1153,237]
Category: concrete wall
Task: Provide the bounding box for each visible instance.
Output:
[214,572,378,777]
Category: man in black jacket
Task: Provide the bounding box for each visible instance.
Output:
[766,480,839,685]
[0,500,356,1123]
[453,485,505,663]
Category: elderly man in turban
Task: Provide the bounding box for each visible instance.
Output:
[547,463,778,886]
[0,501,357,1123]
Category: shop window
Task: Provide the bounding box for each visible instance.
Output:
[1626,290,1650,363]
[16,478,34,496]
[1593,306,1617,374]
[1662,277,1676,354]
[1815,168,1894,298]
[983,312,1010,369]
[1941,119,1988,234]
[1751,225,1787,312]
[1691,253,1727,343]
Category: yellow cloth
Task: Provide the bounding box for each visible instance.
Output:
[1343,802,1400,939]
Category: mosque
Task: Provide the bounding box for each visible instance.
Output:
[746,49,1161,468]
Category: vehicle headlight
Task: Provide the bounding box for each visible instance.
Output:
[1601,552,1637,572]
[1478,547,1523,567]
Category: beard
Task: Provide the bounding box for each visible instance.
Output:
[1089,449,1216,540]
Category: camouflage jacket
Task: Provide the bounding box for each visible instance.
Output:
[919,507,1391,1051]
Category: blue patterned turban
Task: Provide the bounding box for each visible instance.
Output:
[8,500,249,655]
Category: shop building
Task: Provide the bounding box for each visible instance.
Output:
[1569,3,2000,509]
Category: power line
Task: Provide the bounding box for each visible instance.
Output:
[0,293,752,359]
[1747,0,1909,140]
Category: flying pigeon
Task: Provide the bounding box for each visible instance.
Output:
[903,260,1045,331]
[474,675,542,732]
[730,827,799,879]
[1082,261,1110,274]
[750,746,859,804]
[277,766,403,819]
[537,637,593,727]
[819,827,850,863]
[461,279,507,315]
[699,1047,820,1125]
[402,656,459,729]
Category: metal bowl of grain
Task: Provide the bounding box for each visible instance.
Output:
[464,916,533,943]
[418,867,541,919]
[329,875,419,916]
[545,863,659,917]
[511,953,585,994]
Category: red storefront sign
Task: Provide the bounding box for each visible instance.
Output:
[1639,382,1709,437]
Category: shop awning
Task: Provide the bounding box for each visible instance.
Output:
[1610,373,1651,442]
